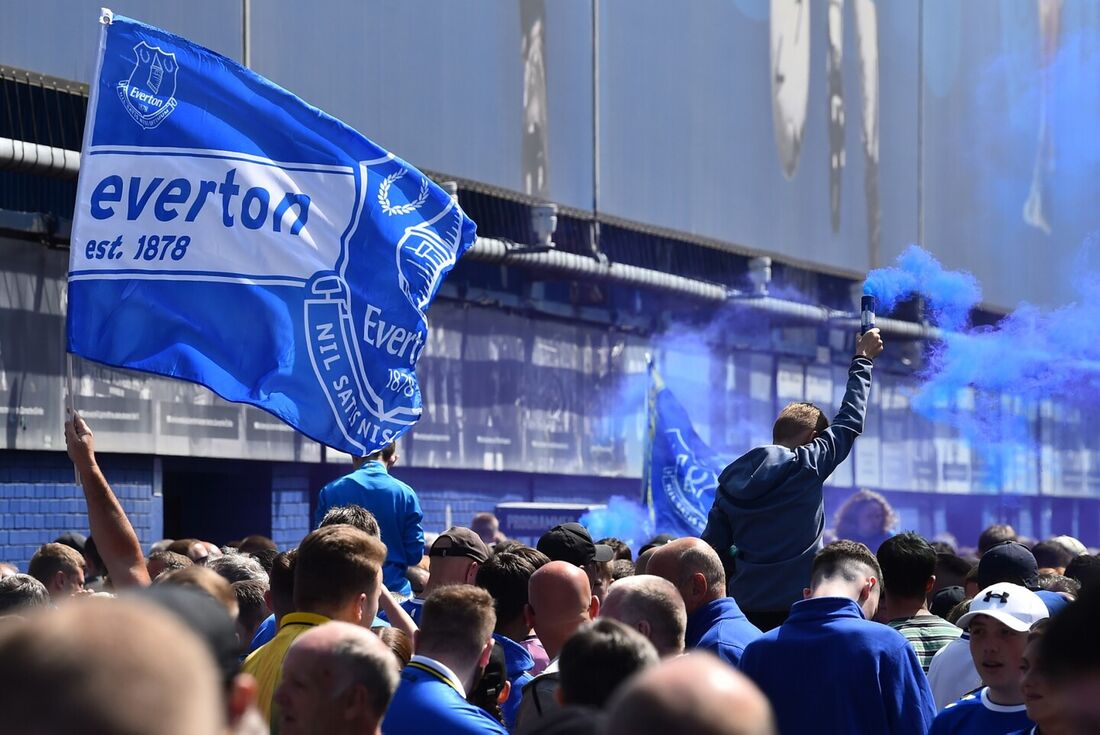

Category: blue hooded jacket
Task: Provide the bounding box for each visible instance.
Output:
[741,597,936,735]
[685,596,762,666]
[492,633,535,730]
[702,357,873,613]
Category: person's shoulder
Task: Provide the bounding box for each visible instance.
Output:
[938,691,984,718]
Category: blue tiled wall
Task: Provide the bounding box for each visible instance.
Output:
[271,465,311,550]
[0,452,161,571]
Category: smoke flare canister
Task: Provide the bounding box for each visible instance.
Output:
[861,295,876,334]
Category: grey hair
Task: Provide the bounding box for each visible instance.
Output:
[206,553,269,585]
[0,573,50,614]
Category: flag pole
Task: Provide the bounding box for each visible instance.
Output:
[67,352,80,485]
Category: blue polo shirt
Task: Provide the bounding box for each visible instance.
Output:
[685,596,762,666]
[929,688,1033,735]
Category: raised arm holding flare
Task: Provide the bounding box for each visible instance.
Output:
[702,329,884,631]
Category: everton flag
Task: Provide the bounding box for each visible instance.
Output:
[643,362,723,537]
[68,11,476,455]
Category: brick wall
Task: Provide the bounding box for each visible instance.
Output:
[271,465,311,550]
[0,451,161,571]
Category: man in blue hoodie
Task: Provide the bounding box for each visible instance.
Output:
[702,328,883,630]
[740,540,935,735]
[647,537,761,666]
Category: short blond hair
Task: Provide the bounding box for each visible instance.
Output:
[773,402,828,447]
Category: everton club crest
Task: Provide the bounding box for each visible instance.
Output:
[117,41,178,129]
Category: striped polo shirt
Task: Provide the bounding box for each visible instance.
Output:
[889,614,962,672]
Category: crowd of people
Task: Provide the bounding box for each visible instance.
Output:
[2,330,1100,734]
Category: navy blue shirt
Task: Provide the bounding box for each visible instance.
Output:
[685,596,762,666]
[703,357,873,613]
[741,596,936,735]
[314,461,424,596]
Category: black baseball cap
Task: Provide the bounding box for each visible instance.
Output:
[978,540,1040,590]
[538,523,614,566]
[430,527,491,564]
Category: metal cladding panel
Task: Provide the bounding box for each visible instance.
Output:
[598,0,919,279]
[249,0,595,211]
[0,0,243,82]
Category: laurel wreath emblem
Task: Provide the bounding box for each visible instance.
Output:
[379,169,430,216]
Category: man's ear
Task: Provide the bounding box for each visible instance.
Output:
[52,570,66,593]
[497,680,512,707]
[524,602,536,629]
[692,572,708,600]
[588,595,600,620]
[924,575,936,597]
[802,587,812,600]
[466,561,480,585]
[637,620,652,639]
[263,589,274,615]
[477,638,493,670]
[227,673,259,727]
[412,628,421,654]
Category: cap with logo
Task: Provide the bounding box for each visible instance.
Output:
[537,523,614,567]
[977,540,1040,590]
[956,582,1049,632]
[430,527,491,564]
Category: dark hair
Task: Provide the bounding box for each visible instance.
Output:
[1043,588,1100,680]
[268,550,297,614]
[467,641,508,724]
[1037,573,1081,597]
[559,619,659,708]
[232,579,269,632]
[294,526,384,611]
[876,532,936,600]
[834,490,898,539]
[238,535,278,556]
[811,540,882,587]
[84,537,104,576]
[936,552,973,581]
[611,559,635,581]
[773,402,829,447]
[476,547,550,630]
[598,538,633,562]
[373,626,412,668]
[978,524,1017,555]
[1031,540,1075,570]
[0,574,50,614]
[365,442,397,463]
[320,505,381,538]
[1064,554,1100,594]
[930,540,956,555]
[419,585,496,663]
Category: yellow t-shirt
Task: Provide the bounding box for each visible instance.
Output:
[242,611,330,725]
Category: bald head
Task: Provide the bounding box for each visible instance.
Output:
[526,560,599,660]
[601,575,687,657]
[606,652,776,735]
[0,598,223,735]
[276,622,399,735]
[647,538,726,614]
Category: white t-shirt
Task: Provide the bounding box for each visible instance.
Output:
[928,636,983,710]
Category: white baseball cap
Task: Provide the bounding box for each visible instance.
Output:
[957,582,1049,633]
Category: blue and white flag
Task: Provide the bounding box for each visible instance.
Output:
[67,11,476,455]
[643,363,723,537]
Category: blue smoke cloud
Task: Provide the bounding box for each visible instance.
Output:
[580,495,654,551]
[865,242,1100,489]
[863,245,982,332]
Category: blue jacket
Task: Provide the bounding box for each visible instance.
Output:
[314,461,424,596]
[740,597,936,735]
[685,596,762,666]
[929,689,1033,735]
[702,357,873,613]
[383,660,507,735]
[493,634,535,730]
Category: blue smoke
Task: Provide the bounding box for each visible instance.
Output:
[863,245,982,332]
[580,495,655,552]
[864,243,1100,489]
